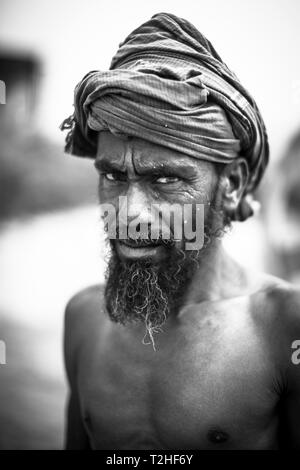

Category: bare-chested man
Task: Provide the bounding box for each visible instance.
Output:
[61,12,300,450]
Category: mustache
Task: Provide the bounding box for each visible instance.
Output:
[106,225,177,248]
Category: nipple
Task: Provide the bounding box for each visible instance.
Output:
[207,428,229,444]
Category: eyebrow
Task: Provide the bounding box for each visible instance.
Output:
[94,159,125,172]
[94,158,197,178]
[135,160,197,178]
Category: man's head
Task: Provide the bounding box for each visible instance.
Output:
[95,131,248,345]
[61,12,269,344]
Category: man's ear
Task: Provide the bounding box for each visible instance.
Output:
[221,158,249,217]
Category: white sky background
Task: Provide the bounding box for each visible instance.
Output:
[1,0,300,163]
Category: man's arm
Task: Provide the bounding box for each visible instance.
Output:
[64,294,90,450]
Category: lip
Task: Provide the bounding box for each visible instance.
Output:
[116,240,165,260]
[120,239,160,248]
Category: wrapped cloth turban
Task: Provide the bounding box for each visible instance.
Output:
[61,12,269,221]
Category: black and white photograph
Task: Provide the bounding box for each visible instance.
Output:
[1,0,300,454]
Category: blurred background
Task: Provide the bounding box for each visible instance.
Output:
[0,0,300,450]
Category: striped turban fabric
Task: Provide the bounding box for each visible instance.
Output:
[61,12,269,221]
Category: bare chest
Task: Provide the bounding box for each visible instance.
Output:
[78,305,280,449]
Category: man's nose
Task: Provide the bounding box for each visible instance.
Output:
[121,183,152,224]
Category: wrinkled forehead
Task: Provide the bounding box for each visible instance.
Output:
[96,130,215,175]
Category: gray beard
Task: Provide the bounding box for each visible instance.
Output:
[104,242,200,348]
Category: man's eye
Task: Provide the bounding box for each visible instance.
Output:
[103,172,126,182]
[154,176,180,184]
[104,173,117,181]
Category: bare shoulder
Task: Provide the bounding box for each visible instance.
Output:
[251,272,300,331]
[64,284,107,383]
[65,283,105,321]
[247,271,300,371]
[64,284,108,341]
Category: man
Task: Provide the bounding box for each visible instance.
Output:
[61,12,300,449]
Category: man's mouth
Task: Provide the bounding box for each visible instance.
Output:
[115,239,166,260]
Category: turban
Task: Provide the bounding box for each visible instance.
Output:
[61,12,269,221]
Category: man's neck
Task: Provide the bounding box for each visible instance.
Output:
[180,240,247,307]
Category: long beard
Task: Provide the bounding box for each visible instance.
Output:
[104,243,200,348]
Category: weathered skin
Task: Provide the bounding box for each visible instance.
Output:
[64,132,300,450]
